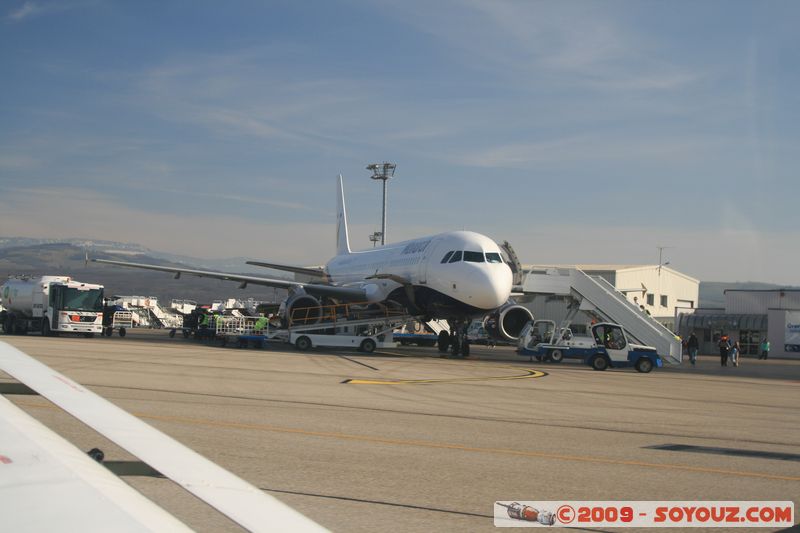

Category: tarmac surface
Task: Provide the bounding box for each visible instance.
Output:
[2,330,798,532]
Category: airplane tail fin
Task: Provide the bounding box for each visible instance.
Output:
[336,174,352,255]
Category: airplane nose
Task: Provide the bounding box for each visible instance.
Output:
[467,265,512,310]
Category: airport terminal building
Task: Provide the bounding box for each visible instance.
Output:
[678,289,800,358]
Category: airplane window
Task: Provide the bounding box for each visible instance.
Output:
[448,251,462,263]
[463,251,484,262]
[485,252,503,263]
[441,251,454,263]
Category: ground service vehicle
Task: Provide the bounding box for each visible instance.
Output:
[0,276,104,336]
[518,320,662,373]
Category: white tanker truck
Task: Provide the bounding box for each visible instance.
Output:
[0,276,104,336]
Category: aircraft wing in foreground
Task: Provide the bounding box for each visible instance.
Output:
[92,258,365,301]
[0,341,327,533]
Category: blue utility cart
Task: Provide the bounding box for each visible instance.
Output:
[518,320,662,373]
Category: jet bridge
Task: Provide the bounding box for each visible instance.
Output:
[520,268,682,364]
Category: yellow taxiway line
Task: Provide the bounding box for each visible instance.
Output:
[343,367,547,385]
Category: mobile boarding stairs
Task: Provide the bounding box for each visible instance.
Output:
[519,268,683,364]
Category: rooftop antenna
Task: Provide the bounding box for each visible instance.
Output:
[366,162,396,246]
[657,246,672,277]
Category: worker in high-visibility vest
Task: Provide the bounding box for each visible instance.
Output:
[254,315,268,335]
[214,313,225,331]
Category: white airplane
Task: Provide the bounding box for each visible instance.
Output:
[95,176,532,356]
[0,341,326,532]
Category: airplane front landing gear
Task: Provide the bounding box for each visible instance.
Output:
[448,321,470,358]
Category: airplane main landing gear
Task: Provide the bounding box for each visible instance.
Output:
[448,321,470,358]
[437,320,471,358]
[437,331,450,356]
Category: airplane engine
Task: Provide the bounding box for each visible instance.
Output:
[285,293,322,326]
[483,303,533,341]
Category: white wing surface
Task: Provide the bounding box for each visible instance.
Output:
[0,341,327,533]
[0,394,192,533]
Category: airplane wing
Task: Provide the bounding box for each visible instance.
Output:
[0,394,193,533]
[93,258,365,301]
[0,341,327,532]
[245,261,327,279]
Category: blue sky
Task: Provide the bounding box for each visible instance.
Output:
[1,0,797,283]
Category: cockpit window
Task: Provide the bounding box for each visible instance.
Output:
[485,252,503,263]
[448,251,462,263]
[441,251,454,263]
[463,251,484,263]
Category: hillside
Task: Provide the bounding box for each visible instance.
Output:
[0,243,288,304]
[698,281,799,309]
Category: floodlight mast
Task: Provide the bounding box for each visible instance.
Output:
[367,162,396,246]
[369,231,382,248]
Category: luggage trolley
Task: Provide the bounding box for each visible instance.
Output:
[216,316,271,348]
[104,310,132,337]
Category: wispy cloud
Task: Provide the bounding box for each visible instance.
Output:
[7,1,43,21]
[0,154,38,169]
[156,188,312,211]
[6,0,94,22]
[453,134,722,169]
[378,0,701,93]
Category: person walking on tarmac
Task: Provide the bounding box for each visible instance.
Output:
[718,334,731,366]
[730,339,741,367]
[687,332,699,366]
[759,338,771,360]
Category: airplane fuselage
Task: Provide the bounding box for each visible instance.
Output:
[325,230,513,318]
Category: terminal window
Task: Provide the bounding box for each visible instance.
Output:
[660,295,668,307]
[646,293,654,306]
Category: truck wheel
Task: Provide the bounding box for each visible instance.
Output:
[549,349,564,363]
[437,331,450,353]
[360,338,376,353]
[118,328,126,337]
[168,329,176,338]
[11,315,26,335]
[295,336,312,351]
[635,357,654,373]
[104,327,113,337]
[42,319,55,337]
[590,354,609,371]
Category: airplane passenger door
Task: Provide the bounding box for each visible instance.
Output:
[420,238,438,284]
